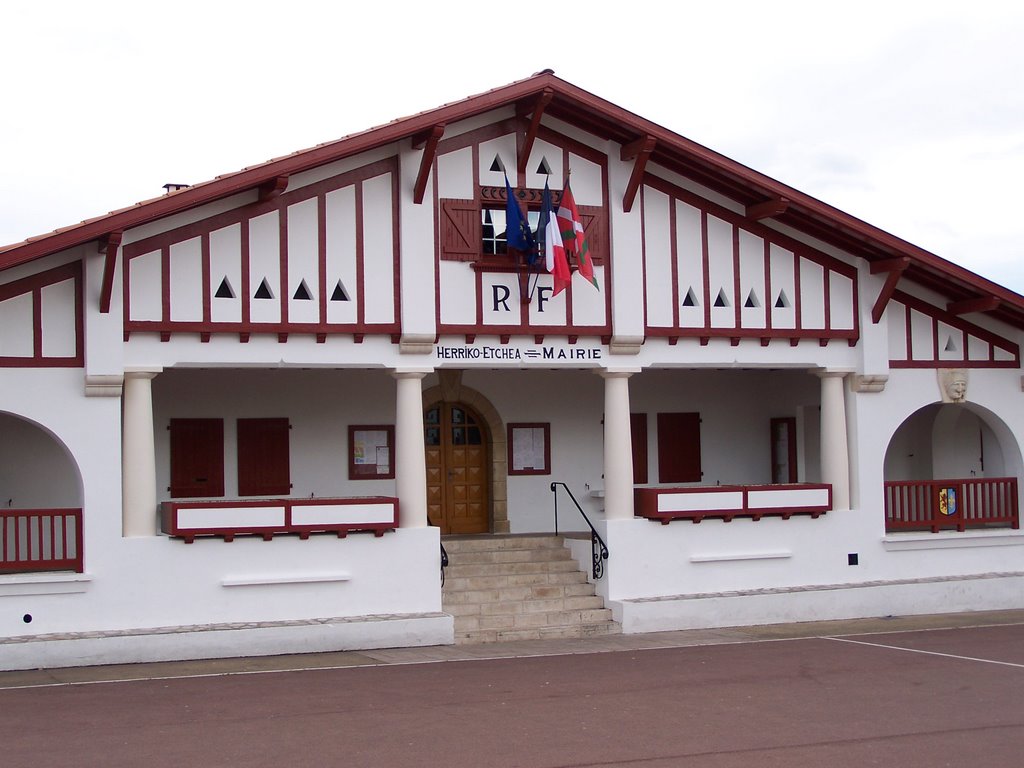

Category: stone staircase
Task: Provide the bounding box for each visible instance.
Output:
[441,535,620,644]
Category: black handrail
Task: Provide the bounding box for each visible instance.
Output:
[439,539,449,587]
[428,515,449,587]
[549,482,609,580]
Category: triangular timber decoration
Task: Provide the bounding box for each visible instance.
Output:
[489,154,506,173]
[775,290,790,308]
[713,289,730,308]
[944,335,958,353]
[330,280,350,302]
[214,276,235,299]
[254,278,274,300]
[744,289,761,308]
[682,287,699,307]
[536,156,553,175]
[293,280,313,301]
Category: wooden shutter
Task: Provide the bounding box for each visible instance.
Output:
[237,418,291,496]
[440,198,481,261]
[657,412,702,483]
[578,205,606,265]
[169,419,225,498]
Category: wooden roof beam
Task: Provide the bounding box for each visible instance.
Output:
[258,175,289,202]
[870,256,910,323]
[947,295,1001,315]
[516,89,554,176]
[412,124,445,204]
[621,135,656,213]
[98,231,123,314]
[746,197,790,220]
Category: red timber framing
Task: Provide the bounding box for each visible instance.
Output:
[120,158,401,343]
[0,508,83,574]
[888,289,1020,368]
[0,261,84,368]
[4,71,1024,336]
[433,122,612,341]
[640,174,860,346]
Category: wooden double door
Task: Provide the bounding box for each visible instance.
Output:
[425,403,489,534]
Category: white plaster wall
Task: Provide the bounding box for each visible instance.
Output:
[590,364,1024,623]
[152,368,403,501]
[399,141,437,342]
[460,369,606,534]
[0,370,442,648]
[0,293,33,357]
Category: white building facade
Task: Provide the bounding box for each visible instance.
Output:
[1,73,1022,669]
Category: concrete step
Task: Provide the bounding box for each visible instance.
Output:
[443,570,588,591]
[447,547,574,565]
[442,535,567,553]
[443,559,582,578]
[440,534,618,645]
[454,620,621,645]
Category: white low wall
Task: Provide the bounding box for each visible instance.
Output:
[0,612,453,671]
[611,572,1024,634]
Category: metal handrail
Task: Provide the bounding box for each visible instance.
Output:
[549,482,608,580]
[427,514,449,587]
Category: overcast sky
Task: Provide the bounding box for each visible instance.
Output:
[4,1,1022,294]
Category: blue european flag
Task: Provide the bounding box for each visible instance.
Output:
[504,175,535,254]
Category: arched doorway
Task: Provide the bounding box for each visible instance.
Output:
[883,403,1022,533]
[424,402,490,534]
[0,411,84,572]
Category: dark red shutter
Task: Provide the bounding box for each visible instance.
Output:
[440,198,481,261]
[169,419,225,498]
[657,412,702,483]
[631,413,648,484]
[237,418,291,496]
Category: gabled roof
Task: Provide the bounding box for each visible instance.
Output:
[3,70,1023,328]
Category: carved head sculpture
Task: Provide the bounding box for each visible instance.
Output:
[939,368,968,403]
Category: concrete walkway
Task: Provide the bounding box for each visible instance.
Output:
[3,608,1022,689]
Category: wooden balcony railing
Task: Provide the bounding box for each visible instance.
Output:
[160,496,399,542]
[884,477,1019,533]
[0,508,83,573]
[635,483,832,524]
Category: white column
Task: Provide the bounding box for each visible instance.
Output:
[122,369,160,537]
[819,371,850,511]
[601,370,636,521]
[394,370,430,528]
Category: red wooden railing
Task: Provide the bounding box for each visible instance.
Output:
[884,478,1019,533]
[0,508,83,573]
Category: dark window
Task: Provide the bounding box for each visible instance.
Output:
[169,418,224,498]
[657,412,701,483]
[237,418,291,496]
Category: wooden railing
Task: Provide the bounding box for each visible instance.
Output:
[884,477,1019,533]
[0,508,83,573]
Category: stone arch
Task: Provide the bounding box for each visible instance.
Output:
[883,402,1022,484]
[423,372,509,533]
[0,410,84,508]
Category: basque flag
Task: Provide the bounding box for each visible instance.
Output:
[542,180,571,295]
[556,178,598,289]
